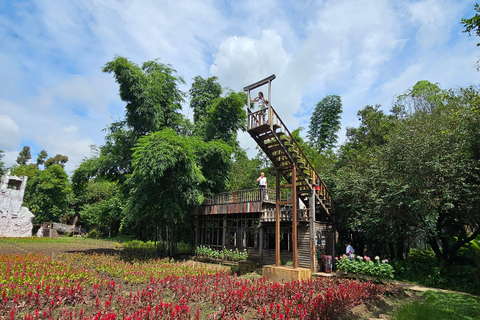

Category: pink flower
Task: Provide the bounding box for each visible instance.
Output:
[364,256,371,261]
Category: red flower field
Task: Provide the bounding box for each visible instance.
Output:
[0,253,387,319]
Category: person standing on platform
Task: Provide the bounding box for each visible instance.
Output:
[256,172,267,201]
[252,92,268,123]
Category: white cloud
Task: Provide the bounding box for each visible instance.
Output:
[0,112,20,150]
[407,0,466,49]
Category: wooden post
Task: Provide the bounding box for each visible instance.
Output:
[275,170,280,266]
[268,80,273,125]
[247,90,251,130]
[310,188,316,273]
[292,165,298,269]
[259,225,263,265]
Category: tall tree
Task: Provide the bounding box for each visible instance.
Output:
[393,80,442,114]
[97,56,187,183]
[36,150,48,168]
[189,76,222,123]
[308,95,343,152]
[103,56,185,136]
[126,128,205,249]
[16,146,31,165]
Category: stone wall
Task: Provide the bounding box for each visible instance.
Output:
[0,172,34,237]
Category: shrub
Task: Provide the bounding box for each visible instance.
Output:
[195,246,248,262]
[392,249,480,294]
[336,255,395,279]
[86,229,100,239]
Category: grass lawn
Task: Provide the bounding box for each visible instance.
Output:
[393,290,480,320]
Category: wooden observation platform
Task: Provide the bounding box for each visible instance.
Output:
[195,75,335,273]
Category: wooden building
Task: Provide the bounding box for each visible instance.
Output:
[195,188,335,271]
[195,75,336,272]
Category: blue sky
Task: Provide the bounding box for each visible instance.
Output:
[0,0,478,175]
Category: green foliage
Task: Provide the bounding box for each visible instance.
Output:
[126,128,205,244]
[462,3,480,46]
[392,249,480,294]
[44,154,69,169]
[195,246,248,262]
[334,83,480,262]
[78,181,124,237]
[16,146,31,165]
[36,149,48,168]
[393,291,480,320]
[204,92,247,146]
[336,255,395,279]
[308,95,343,152]
[103,56,185,136]
[0,150,5,176]
[9,164,40,179]
[23,164,72,223]
[229,148,262,190]
[122,240,157,250]
[195,140,233,195]
[393,80,442,114]
[189,75,222,123]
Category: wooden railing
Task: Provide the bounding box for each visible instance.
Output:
[204,188,276,205]
[261,208,310,222]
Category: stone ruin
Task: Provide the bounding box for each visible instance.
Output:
[0,172,34,237]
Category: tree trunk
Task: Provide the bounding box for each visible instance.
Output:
[396,241,405,260]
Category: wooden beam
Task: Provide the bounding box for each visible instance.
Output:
[243,74,276,92]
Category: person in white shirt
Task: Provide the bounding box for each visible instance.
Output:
[345,242,355,259]
[256,172,267,201]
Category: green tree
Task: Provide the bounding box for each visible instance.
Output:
[334,105,403,258]
[308,95,343,152]
[97,56,187,184]
[204,92,247,146]
[229,148,262,191]
[16,146,31,165]
[0,150,5,176]
[335,83,480,262]
[9,163,40,179]
[462,3,480,69]
[103,56,185,136]
[189,76,222,123]
[36,150,48,168]
[78,181,124,237]
[23,164,72,223]
[393,80,442,114]
[126,128,205,251]
[196,140,233,195]
[44,154,69,169]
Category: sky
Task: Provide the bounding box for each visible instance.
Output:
[0,0,479,175]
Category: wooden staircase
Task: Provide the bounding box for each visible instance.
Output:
[247,106,333,219]
[244,75,333,270]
